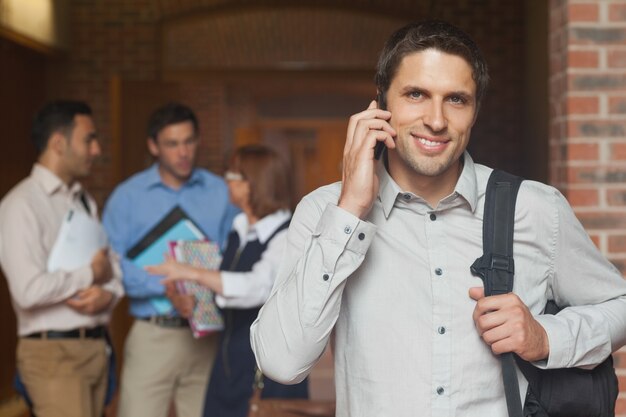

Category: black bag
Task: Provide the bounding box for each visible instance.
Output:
[470,170,618,417]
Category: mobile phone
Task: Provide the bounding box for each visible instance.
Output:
[374,91,387,160]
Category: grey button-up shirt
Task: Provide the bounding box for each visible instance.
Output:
[251,153,626,417]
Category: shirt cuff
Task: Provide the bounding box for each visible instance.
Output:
[220,271,239,298]
[532,314,573,369]
[314,204,376,259]
[215,294,227,309]
[299,204,377,327]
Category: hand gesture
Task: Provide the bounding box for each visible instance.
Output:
[470,287,549,362]
[66,285,113,315]
[338,100,396,219]
[145,259,200,282]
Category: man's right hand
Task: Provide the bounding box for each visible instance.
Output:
[338,100,396,219]
[165,282,195,318]
[90,248,113,285]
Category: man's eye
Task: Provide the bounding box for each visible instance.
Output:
[449,96,465,104]
[409,91,422,99]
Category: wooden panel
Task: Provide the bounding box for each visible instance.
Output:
[116,80,181,181]
[315,125,345,186]
[234,126,261,148]
[0,36,46,401]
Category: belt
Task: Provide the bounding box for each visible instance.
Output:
[138,316,189,328]
[25,325,106,340]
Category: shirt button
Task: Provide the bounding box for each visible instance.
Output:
[403,193,411,201]
[436,386,445,395]
[435,268,443,276]
[430,213,437,221]
[438,326,446,335]
[323,274,330,281]
[358,232,365,240]
[344,226,352,234]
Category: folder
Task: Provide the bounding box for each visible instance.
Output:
[126,206,206,314]
[47,209,108,272]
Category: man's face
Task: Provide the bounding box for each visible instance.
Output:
[148,121,198,187]
[61,114,100,180]
[385,48,477,184]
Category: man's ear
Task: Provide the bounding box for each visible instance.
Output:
[48,132,68,155]
[147,138,159,157]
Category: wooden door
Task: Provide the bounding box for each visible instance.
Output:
[108,78,181,378]
[236,120,346,207]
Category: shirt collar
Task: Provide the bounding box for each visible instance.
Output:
[146,163,205,189]
[376,151,479,218]
[454,152,478,212]
[232,209,291,245]
[377,161,400,219]
[31,163,82,196]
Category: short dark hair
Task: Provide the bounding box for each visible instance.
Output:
[147,102,199,141]
[229,145,291,219]
[31,100,92,153]
[375,20,489,109]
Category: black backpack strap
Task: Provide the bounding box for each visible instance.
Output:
[471,169,524,417]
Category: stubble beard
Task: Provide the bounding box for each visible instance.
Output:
[394,135,456,178]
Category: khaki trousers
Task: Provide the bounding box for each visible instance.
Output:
[17,337,108,417]
[117,320,218,417]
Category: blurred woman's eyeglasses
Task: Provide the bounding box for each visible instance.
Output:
[224,171,245,181]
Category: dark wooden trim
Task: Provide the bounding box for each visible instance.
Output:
[161,68,375,83]
[109,75,123,187]
[160,2,423,25]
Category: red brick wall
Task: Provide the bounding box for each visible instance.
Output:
[549,0,626,414]
[45,0,161,203]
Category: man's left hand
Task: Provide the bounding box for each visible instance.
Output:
[66,286,114,315]
[469,287,549,362]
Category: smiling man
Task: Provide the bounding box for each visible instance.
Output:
[103,102,238,417]
[250,21,626,416]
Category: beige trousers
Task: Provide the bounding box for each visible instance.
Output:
[117,320,219,417]
[17,337,108,417]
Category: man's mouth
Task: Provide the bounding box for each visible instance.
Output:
[412,134,450,151]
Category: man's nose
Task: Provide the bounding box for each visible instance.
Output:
[423,100,447,132]
[178,143,191,158]
[91,140,102,157]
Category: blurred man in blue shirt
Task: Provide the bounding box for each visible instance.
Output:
[103,102,238,417]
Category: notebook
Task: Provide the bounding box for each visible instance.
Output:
[169,240,224,337]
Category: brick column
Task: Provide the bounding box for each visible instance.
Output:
[549,0,626,414]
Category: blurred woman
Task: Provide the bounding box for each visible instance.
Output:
[147,144,308,417]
